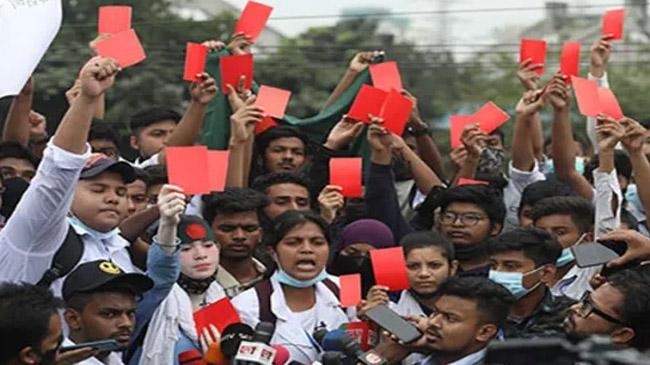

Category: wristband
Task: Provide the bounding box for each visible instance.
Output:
[152,235,181,248]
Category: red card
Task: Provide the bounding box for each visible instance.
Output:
[457,178,489,187]
[519,39,547,75]
[94,29,146,68]
[473,102,510,134]
[207,150,230,192]
[341,321,377,352]
[370,247,410,291]
[183,43,208,82]
[603,8,625,40]
[193,297,241,335]
[220,54,254,94]
[166,146,211,195]
[98,6,132,35]
[255,85,291,119]
[339,274,362,308]
[256,116,278,135]
[450,115,474,149]
[571,76,601,117]
[560,41,581,81]
[234,1,273,41]
[330,158,362,198]
[379,90,413,135]
[598,87,624,120]
[348,85,388,123]
[369,62,403,92]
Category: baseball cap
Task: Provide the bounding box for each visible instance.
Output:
[178,215,216,244]
[80,153,136,183]
[62,260,153,302]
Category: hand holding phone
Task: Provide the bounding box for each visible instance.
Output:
[59,339,123,354]
[364,304,422,344]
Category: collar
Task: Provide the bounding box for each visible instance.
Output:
[269,272,340,321]
[216,259,267,297]
[422,348,487,365]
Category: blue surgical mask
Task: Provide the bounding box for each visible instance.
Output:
[67,215,120,241]
[488,267,543,299]
[275,269,328,288]
[556,233,587,268]
[543,157,585,175]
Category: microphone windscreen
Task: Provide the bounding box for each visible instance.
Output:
[220,323,254,357]
[204,341,227,365]
[321,329,348,352]
[271,344,290,365]
[252,321,275,344]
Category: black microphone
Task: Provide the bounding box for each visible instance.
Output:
[219,323,254,364]
[252,321,275,344]
[235,321,277,365]
[321,351,344,365]
[335,332,388,365]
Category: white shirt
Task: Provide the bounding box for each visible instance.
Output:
[131,153,160,169]
[587,72,611,154]
[231,273,351,365]
[390,291,427,365]
[593,169,623,238]
[61,338,124,365]
[503,161,546,230]
[0,142,137,297]
[420,348,487,365]
[551,264,601,301]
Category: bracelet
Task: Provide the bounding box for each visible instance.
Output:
[152,235,181,248]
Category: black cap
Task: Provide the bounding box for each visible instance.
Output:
[80,153,136,183]
[62,260,153,302]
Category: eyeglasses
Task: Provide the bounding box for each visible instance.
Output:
[216,224,260,233]
[576,291,630,327]
[439,212,486,226]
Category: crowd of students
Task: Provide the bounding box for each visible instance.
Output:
[2,20,650,365]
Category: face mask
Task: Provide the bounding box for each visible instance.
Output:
[543,157,585,175]
[488,266,544,299]
[276,268,328,288]
[453,243,488,262]
[331,254,375,295]
[557,233,587,268]
[67,215,120,241]
[477,148,506,175]
[177,272,216,295]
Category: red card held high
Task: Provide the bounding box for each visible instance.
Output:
[255,85,291,119]
[598,87,624,120]
[571,76,601,118]
[369,61,403,92]
[234,1,273,41]
[193,297,241,335]
[603,8,625,40]
[348,85,388,123]
[450,115,474,149]
[94,29,146,68]
[339,274,362,308]
[370,247,410,291]
[166,146,211,195]
[473,102,510,134]
[519,39,547,75]
[256,116,278,135]
[330,158,362,198]
[379,90,414,136]
[183,43,208,82]
[98,6,132,35]
[207,150,230,193]
[220,53,254,94]
[560,41,581,81]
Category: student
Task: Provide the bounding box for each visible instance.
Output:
[125,168,149,218]
[88,120,121,162]
[252,172,312,222]
[202,188,269,297]
[0,141,39,182]
[487,227,575,339]
[143,165,167,206]
[129,107,181,167]
[530,196,597,300]
[254,126,309,176]
[232,210,353,364]
[517,178,574,228]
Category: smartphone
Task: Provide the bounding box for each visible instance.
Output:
[572,242,620,268]
[59,339,123,353]
[370,53,385,64]
[364,305,422,344]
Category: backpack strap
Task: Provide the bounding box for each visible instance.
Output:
[36,225,84,288]
[322,279,340,299]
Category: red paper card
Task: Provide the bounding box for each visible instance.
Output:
[330,158,362,198]
[348,85,388,123]
[255,85,291,119]
[450,115,474,149]
[207,150,229,192]
[220,54,254,94]
[183,43,208,82]
[339,274,362,308]
[256,116,278,135]
[598,87,624,120]
[519,39,547,75]
[94,29,146,68]
[603,8,625,40]
[166,146,211,195]
[457,178,489,187]
[234,1,273,41]
[473,102,510,134]
[370,247,410,291]
[98,6,132,35]
[193,297,241,335]
[560,41,581,81]
[379,90,413,135]
[369,62,403,92]
[571,76,601,117]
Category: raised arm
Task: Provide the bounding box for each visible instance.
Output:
[453,124,485,185]
[322,51,383,110]
[620,118,650,224]
[587,35,613,153]
[593,116,625,236]
[516,60,545,161]
[3,78,34,146]
[403,90,446,179]
[512,89,545,171]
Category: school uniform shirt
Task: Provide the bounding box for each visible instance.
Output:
[131,153,160,169]
[231,273,351,364]
[551,265,601,301]
[503,161,546,231]
[418,348,486,365]
[216,258,267,298]
[0,142,138,298]
[61,338,124,365]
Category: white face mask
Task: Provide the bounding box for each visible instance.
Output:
[67,215,120,240]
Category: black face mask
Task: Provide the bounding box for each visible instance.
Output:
[330,254,375,295]
[453,243,488,262]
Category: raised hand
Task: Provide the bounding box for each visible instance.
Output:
[202,39,226,52]
[324,116,365,150]
[357,285,390,317]
[349,50,384,73]
[460,124,487,159]
[590,35,613,77]
[229,96,264,145]
[620,117,648,153]
[318,185,344,224]
[515,88,546,116]
[157,184,186,226]
[189,73,218,105]
[601,229,650,267]
[402,89,426,128]
[517,59,543,91]
[79,57,120,98]
[228,32,253,55]
[544,74,571,111]
[367,117,397,152]
[595,115,625,151]
[28,111,47,139]
[450,147,468,170]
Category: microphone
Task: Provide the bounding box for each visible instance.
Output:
[234,340,277,365]
[205,341,227,365]
[316,329,388,365]
[252,322,275,344]
[219,323,254,362]
[321,351,344,365]
[271,344,290,365]
[179,349,207,365]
